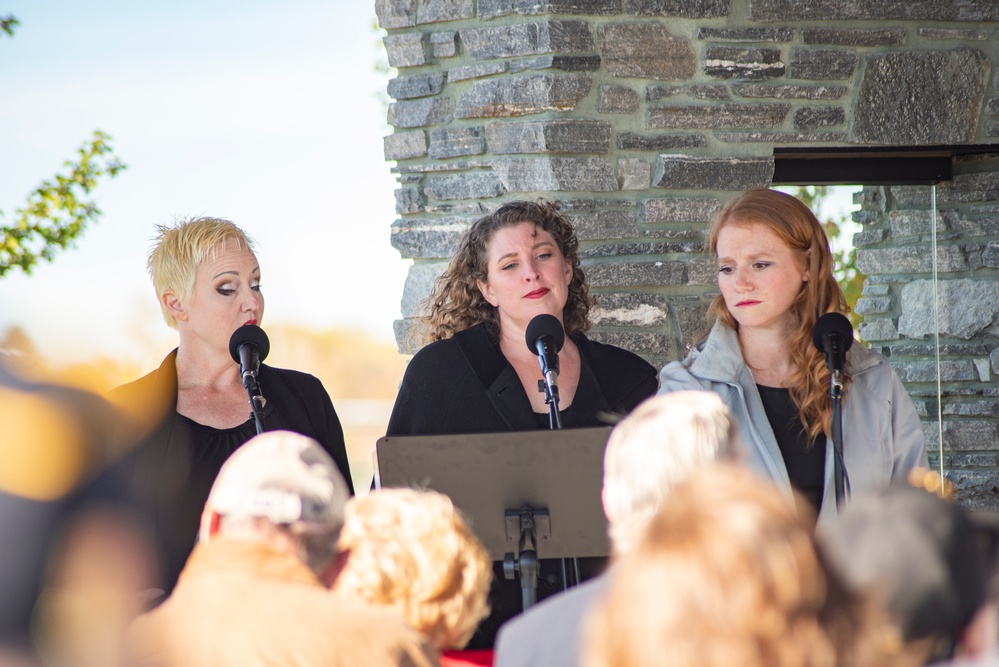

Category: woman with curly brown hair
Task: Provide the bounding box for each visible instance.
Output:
[387,199,657,436]
[658,188,926,521]
[385,199,658,648]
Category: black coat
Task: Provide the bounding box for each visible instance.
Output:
[112,350,351,597]
[385,323,657,647]
[387,323,658,435]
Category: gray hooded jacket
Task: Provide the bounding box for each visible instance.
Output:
[659,322,928,524]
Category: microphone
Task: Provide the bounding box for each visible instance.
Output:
[812,313,853,394]
[526,314,565,421]
[229,324,270,389]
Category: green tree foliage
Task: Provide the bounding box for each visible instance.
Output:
[784,185,866,329]
[0,131,127,277]
[0,14,17,37]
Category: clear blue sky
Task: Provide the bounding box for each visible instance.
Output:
[0,0,407,365]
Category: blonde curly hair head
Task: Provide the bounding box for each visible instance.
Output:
[706,189,849,440]
[332,488,491,650]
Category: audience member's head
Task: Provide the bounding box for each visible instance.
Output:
[601,390,740,555]
[200,430,350,576]
[331,488,491,650]
[820,483,999,665]
[585,464,886,667]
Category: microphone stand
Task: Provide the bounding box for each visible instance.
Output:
[243,372,267,435]
[828,369,850,507]
[536,375,579,590]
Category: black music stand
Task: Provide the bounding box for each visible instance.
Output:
[375,427,612,611]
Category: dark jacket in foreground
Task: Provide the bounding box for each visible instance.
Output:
[112,350,351,596]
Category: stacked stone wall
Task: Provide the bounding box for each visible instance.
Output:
[377,0,999,506]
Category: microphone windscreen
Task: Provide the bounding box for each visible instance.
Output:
[228,324,271,364]
[525,314,565,354]
[812,313,854,354]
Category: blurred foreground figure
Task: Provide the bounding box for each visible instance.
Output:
[0,360,157,667]
[127,430,438,667]
[494,391,739,667]
[820,483,999,666]
[585,464,893,667]
[332,488,492,666]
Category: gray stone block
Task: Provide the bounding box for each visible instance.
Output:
[460,20,593,59]
[748,0,999,20]
[983,242,999,268]
[601,23,696,80]
[672,298,713,343]
[856,246,967,275]
[448,63,507,83]
[648,84,730,101]
[919,28,990,40]
[395,186,424,215]
[852,229,886,246]
[862,283,890,296]
[390,216,473,259]
[653,156,774,190]
[900,279,999,340]
[383,131,428,160]
[926,420,999,454]
[618,159,651,190]
[625,0,730,17]
[569,210,639,240]
[732,84,847,99]
[490,156,618,192]
[479,0,620,19]
[854,296,891,315]
[853,48,989,145]
[417,0,473,24]
[425,172,506,200]
[376,0,417,29]
[793,106,845,129]
[858,317,898,342]
[431,32,457,58]
[697,27,793,41]
[388,97,454,128]
[704,47,785,80]
[429,127,485,158]
[649,103,789,129]
[715,131,845,143]
[455,73,592,118]
[586,329,673,359]
[894,359,978,383]
[617,133,708,151]
[935,172,999,205]
[388,73,445,100]
[384,32,427,68]
[685,257,718,286]
[509,55,602,73]
[598,85,640,113]
[591,292,671,327]
[582,240,703,258]
[400,261,448,317]
[788,49,858,79]
[644,197,722,223]
[486,119,611,154]
[802,28,906,46]
[585,260,687,287]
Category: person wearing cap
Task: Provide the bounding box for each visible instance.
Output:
[494,391,741,667]
[819,483,999,666]
[126,430,438,667]
[112,217,352,599]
